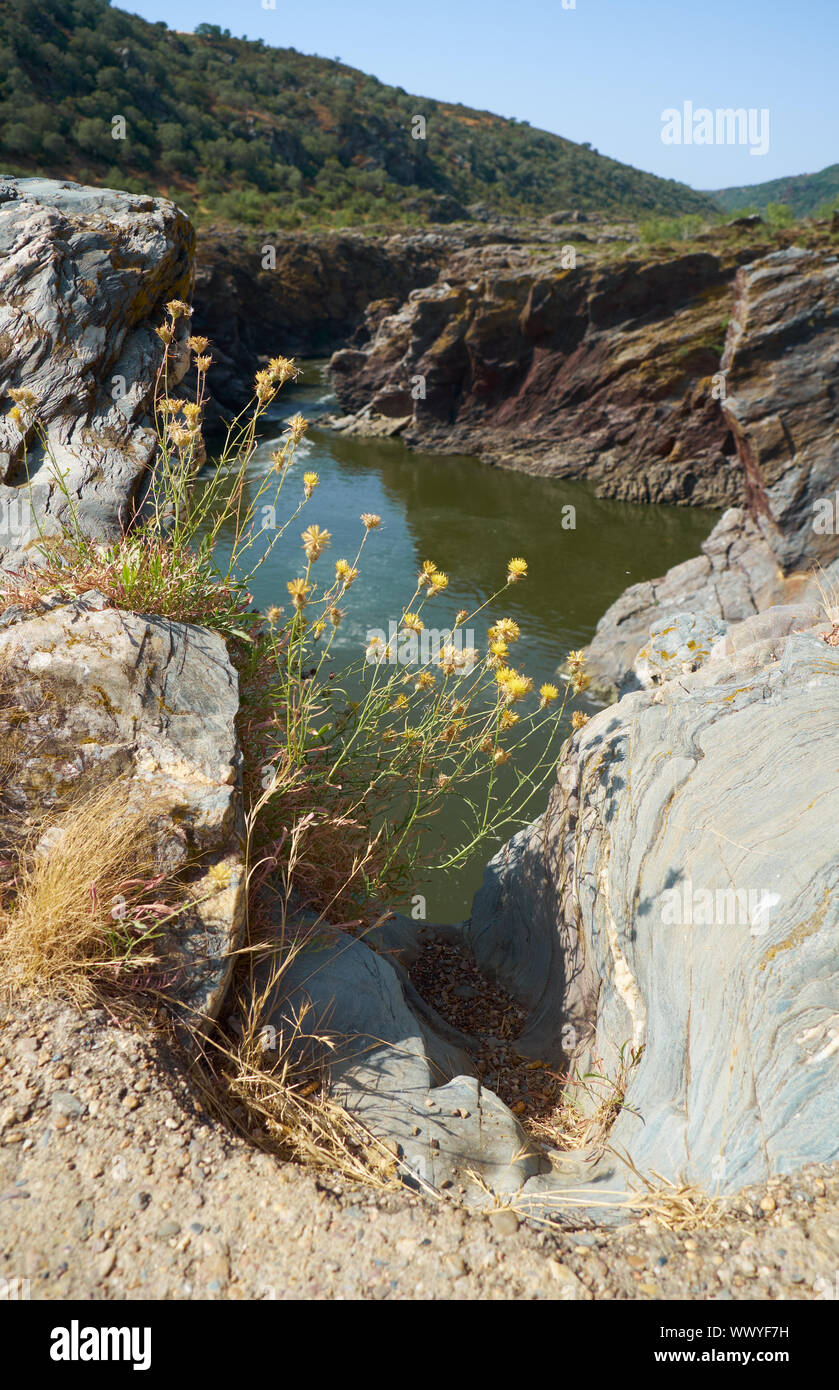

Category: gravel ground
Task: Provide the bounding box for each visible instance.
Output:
[1,994,838,1302]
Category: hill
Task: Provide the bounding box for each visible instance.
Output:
[0,0,718,228]
[713,163,839,218]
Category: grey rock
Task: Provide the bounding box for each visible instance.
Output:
[481,606,839,1206]
[0,177,194,569]
[0,602,244,1020]
[258,927,543,1200]
[51,1091,83,1118]
[721,248,839,572]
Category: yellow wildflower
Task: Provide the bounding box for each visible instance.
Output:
[506,557,528,583]
[287,578,311,610]
[489,618,521,644]
[303,472,319,498]
[335,559,358,586]
[402,612,424,633]
[301,524,331,561]
[361,513,381,530]
[572,711,590,731]
[286,412,308,443]
[539,683,560,708]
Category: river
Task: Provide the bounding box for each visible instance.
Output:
[201,361,719,920]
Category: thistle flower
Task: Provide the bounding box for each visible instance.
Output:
[181,401,201,427]
[496,667,533,703]
[493,748,512,766]
[455,609,468,627]
[572,710,590,731]
[303,472,319,498]
[167,422,194,449]
[489,639,509,660]
[391,694,409,711]
[155,324,173,345]
[361,513,381,530]
[489,618,521,644]
[208,861,233,890]
[269,356,297,384]
[166,299,192,319]
[567,649,586,671]
[265,606,284,626]
[8,387,38,410]
[500,709,519,729]
[365,635,387,664]
[506,557,528,583]
[402,612,424,633]
[335,559,358,586]
[196,355,213,372]
[539,682,560,708]
[428,571,449,595]
[416,671,436,690]
[287,578,311,610]
[328,606,343,628]
[436,773,452,790]
[188,335,209,354]
[418,560,438,587]
[312,619,326,638]
[572,671,591,694]
[286,412,308,444]
[301,524,331,561]
[254,369,275,402]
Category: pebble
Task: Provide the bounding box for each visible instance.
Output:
[489,1209,519,1237]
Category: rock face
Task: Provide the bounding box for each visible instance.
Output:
[541,606,839,1195]
[191,224,456,423]
[0,177,194,569]
[721,247,839,572]
[586,247,839,695]
[329,241,744,507]
[0,594,244,1019]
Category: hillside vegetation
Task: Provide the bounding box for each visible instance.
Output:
[0,0,718,227]
[713,163,839,218]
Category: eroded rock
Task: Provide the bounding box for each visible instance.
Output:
[0,177,194,568]
[0,596,244,1019]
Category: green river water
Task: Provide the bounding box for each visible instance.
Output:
[202,361,719,921]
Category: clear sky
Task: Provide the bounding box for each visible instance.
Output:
[123,0,837,191]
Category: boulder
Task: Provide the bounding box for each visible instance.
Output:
[0,177,194,569]
[0,595,244,1019]
[259,925,543,1198]
[486,606,839,1204]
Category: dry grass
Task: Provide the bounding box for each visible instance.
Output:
[621,1166,728,1231]
[188,945,405,1189]
[0,783,181,1004]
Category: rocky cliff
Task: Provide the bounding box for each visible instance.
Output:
[0,177,194,570]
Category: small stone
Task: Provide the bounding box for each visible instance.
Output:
[760,1195,776,1214]
[98,1249,117,1279]
[639,1283,659,1297]
[549,1262,593,1301]
[489,1209,519,1237]
[156,1220,181,1239]
[50,1091,83,1119]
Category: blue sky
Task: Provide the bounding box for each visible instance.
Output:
[123,0,837,191]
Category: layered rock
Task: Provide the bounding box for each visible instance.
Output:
[329,239,747,507]
[191,224,454,419]
[721,247,839,571]
[586,247,839,695]
[0,594,244,1019]
[0,177,194,569]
